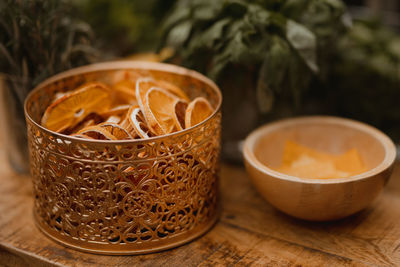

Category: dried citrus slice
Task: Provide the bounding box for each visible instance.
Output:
[120,106,155,139]
[105,115,121,124]
[112,80,138,105]
[120,118,137,138]
[54,91,67,101]
[120,105,140,138]
[100,104,130,118]
[136,77,189,105]
[77,125,117,140]
[185,97,214,128]
[66,112,103,135]
[110,70,145,85]
[172,99,188,131]
[156,79,189,101]
[41,82,111,132]
[143,87,179,135]
[128,107,155,139]
[98,122,132,140]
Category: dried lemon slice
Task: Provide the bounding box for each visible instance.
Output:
[185,97,214,128]
[143,88,179,135]
[41,82,111,132]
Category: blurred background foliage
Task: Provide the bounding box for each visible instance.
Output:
[0,0,98,172]
[328,18,400,138]
[73,0,175,56]
[159,0,400,141]
[1,0,399,140]
[0,0,97,100]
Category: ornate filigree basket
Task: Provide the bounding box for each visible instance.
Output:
[24,61,222,255]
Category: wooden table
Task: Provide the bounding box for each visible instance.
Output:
[1,146,400,267]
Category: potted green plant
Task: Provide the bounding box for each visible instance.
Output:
[160,0,348,161]
[0,0,96,173]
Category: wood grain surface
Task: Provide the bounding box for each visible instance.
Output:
[1,143,400,266]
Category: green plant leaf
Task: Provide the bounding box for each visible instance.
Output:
[189,18,231,50]
[256,36,291,112]
[166,20,192,47]
[297,0,347,40]
[246,3,271,26]
[266,36,291,93]
[281,0,309,19]
[256,74,275,113]
[288,56,312,107]
[162,2,191,31]
[222,0,248,18]
[286,19,318,73]
[193,1,225,20]
[256,59,274,113]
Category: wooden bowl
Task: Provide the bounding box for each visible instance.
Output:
[243,116,396,221]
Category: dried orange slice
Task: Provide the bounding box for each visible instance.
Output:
[128,107,155,139]
[100,104,130,118]
[77,125,117,140]
[120,106,155,139]
[120,118,137,138]
[142,88,179,135]
[185,97,214,128]
[112,80,138,105]
[105,115,121,124]
[54,91,67,101]
[156,79,189,101]
[98,123,132,140]
[66,112,103,135]
[110,70,145,85]
[41,82,111,132]
[172,99,187,131]
[120,105,140,138]
[136,77,189,105]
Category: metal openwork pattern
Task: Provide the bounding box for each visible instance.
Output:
[24,62,222,254]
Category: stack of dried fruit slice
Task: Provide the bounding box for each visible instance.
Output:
[41,72,214,140]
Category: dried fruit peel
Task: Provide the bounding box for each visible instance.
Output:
[41,74,214,141]
[41,82,112,132]
[276,141,367,179]
[145,88,179,135]
[112,79,138,105]
[185,97,214,128]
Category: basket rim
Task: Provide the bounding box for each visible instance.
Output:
[24,61,222,145]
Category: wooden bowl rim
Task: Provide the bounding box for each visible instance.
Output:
[243,116,396,184]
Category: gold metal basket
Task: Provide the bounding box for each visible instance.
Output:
[24,61,222,255]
